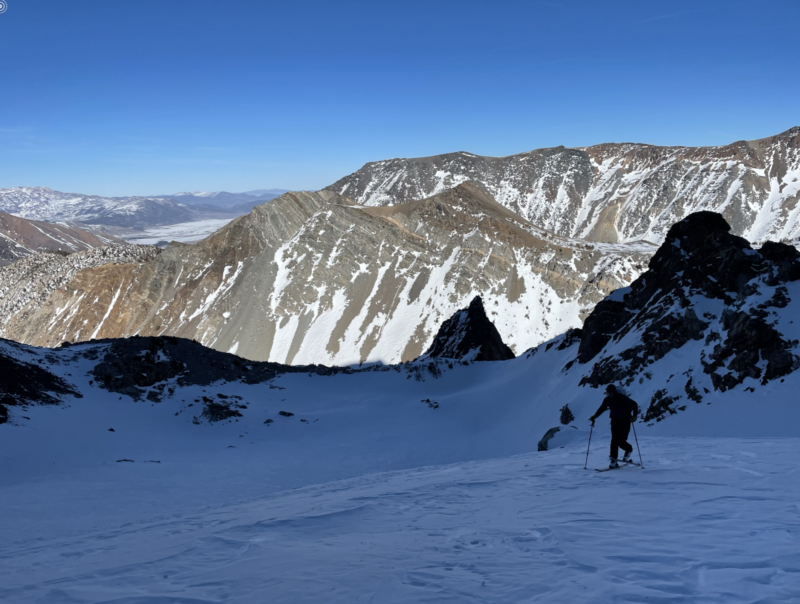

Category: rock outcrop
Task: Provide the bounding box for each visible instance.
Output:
[90,335,343,402]
[0,341,79,423]
[326,127,800,246]
[419,296,514,361]
[571,211,800,421]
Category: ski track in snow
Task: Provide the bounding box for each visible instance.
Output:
[1,438,798,603]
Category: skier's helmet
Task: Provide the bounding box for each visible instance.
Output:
[605,384,617,394]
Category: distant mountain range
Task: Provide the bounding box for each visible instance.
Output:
[0,187,289,233]
[327,127,800,245]
[1,128,800,366]
[164,189,289,209]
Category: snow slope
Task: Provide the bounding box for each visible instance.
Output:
[1,329,799,602]
[3,210,800,602]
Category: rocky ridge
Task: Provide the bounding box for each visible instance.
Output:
[327,127,800,245]
[0,211,121,265]
[0,245,161,338]
[0,184,652,365]
[548,211,800,422]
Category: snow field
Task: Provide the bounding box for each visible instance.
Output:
[2,338,800,602]
[2,437,798,603]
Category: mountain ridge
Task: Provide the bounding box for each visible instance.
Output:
[0,184,650,364]
[327,127,800,246]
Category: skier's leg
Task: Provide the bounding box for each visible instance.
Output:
[609,421,620,460]
[619,421,633,455]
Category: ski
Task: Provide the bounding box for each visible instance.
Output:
[595,459,641,472]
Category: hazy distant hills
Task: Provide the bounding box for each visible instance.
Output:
[164,189,289,209]
[327,127,800,246]
[0,187,289,235]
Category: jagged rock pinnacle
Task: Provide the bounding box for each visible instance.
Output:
[420,296,515,362]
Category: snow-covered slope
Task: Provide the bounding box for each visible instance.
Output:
[327,127,800,245]
[2,242,800,604]
[0,184,653,364]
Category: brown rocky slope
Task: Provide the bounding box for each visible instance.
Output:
[0,184,652,365]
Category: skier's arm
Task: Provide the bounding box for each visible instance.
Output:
[629,400,639,422]
[589,399,609,424]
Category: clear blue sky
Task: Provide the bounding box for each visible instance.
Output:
[1,0,798,196]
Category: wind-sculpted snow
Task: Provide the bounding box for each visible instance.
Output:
[328,127,800,245]
[0,185,653,364]
[1,213,800,602]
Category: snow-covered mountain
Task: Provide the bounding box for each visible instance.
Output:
[0,211,121,265]
[1,213,799,601]
[327,127,800,245]
[0,186,249,231]
[0,184,652,364]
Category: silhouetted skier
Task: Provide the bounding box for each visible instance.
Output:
[589,385,639,469]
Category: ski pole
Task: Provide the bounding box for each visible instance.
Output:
[631,421,644,468]
[584,424,594,470]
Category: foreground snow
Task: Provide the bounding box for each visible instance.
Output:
[1,335,800,602]
[2,435,798,603]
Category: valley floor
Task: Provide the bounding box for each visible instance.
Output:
[123,217,239,244]
[2,436,798,603]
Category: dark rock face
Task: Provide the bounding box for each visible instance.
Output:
[537,426,561,452]
[420,296,514,362]
[577,211,800,415]
[576,300,631,363]
[201,401,243,423]
[0,346,78,420]
[91,335,348,401]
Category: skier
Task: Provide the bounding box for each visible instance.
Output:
[589,384,639,469]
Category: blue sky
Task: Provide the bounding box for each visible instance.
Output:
[0,0,798,196]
